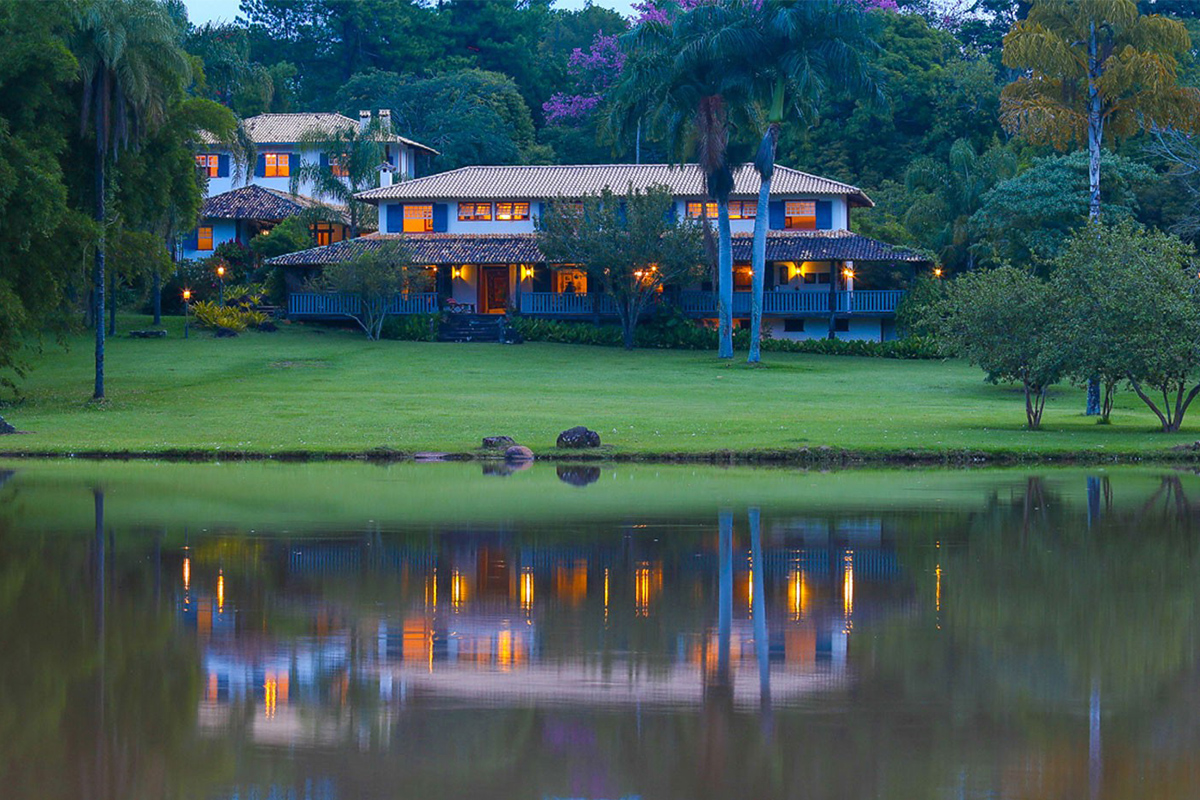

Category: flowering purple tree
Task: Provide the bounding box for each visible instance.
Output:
[543,31,626,126]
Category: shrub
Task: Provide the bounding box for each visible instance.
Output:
[380,313,441,342]
[190,301,269,332]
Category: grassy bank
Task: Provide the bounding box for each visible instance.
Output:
[0,315,1196,459]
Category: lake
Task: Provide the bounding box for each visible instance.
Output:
[1,460,1198,799]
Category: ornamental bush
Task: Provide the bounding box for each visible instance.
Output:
[190,301,268,333]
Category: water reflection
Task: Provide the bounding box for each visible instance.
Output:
[2,466,1200,799]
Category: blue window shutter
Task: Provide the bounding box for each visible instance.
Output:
[385,204,402,234]
[617,200,627,226]
[663,203,676,224]
[816,200,833,230]
[184,229,198,250]
[217,154,230,178]
[768,201,785,230]
[432,203,448,232]
[320,152,329,168]
[534,201,543,221]
[255,154,266,177]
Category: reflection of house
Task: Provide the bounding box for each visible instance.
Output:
[183,111,435,261]
[270,164,926,341]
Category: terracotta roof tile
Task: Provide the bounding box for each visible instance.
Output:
[201,185,328,220]
[200,113,436,154]
[266,230,924,267]
[357,164,873,207]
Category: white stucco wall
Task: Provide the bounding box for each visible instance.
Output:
[181,218,238,261]
[765,316,882,342]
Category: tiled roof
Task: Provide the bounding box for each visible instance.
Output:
[266,230,924,267]
[201,185,328,220]
[200,113,437,154]
[356,164,874,207]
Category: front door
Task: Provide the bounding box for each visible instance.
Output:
[480,266,510,314]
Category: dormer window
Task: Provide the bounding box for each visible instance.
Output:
[458,201,493,221]
[195,154,219,177]
[785,201,816,230]
[263,152,290,177]
[496,202,530,221]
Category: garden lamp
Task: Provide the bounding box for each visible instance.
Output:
[216,265,226,307]
[182,289,192,339]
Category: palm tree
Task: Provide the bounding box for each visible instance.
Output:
[904,139,1017,272]
[75,0,190,399]
[1000,0,1200,414]
[289,117,387,239]
[734,0,877,363]
[611,6,754,359]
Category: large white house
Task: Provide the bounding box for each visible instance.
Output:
[269,163,925,342]
[182,111,436,261]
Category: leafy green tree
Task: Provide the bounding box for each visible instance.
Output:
[250,215,315,261]
[1053,222,1200,432]
[337,68,552,171]
[612,5,756,359]
[933,266,1063,429]
[537,185,705,350]
[186,22,295,116]
[903,139,1017,273]
[316,240,423,340]
[969,150,1154,267]
[1000,0,1200,223]
[74,0,192,399]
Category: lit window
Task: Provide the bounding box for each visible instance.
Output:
[554,269,588,294]
[734,265,753,290]
[403,204,433,233]
[496,202,530,221]
[785,200,816,230]
[264,152,290,177]
[685,201,756,219]
[311,222,337,246]
[458,201,493,221]
[329,155,348,178]
[195,154,219,177]
[197,226,214,251]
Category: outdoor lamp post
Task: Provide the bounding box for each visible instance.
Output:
[182,289,192,339]
[934,267,944,278]
[216,265,226,306]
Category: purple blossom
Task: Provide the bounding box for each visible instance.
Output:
[543,31,626,126]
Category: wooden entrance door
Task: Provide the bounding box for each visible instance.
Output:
[480,266,510,314]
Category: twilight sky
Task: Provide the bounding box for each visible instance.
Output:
[182,0,639,26]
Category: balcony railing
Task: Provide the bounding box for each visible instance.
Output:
[289,292,439,317]
[678,289,904,316]
[519,292,619,315]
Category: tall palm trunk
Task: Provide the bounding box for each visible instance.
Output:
[1085,20,1103,416]
[717,197,734,359]
[93,76,107,400]
[749,121,779,364]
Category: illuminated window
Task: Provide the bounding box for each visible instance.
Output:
[329,154,348,178]
[458,201,493,221]
[685,200,756,219]
[496,202,530,221]
[785,200,816,230]
[554,269,588,294]
[403,204,433,233]
[264,152,290,177]
[311,222,338,246]
[734,265,753,290]
[197,226,214,251]
[195,154,219,177]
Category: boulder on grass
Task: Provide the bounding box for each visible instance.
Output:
[214,327,239,338]
[129,329,167,339]
[482,435,517,449]
[257,321,279,333]
[505,445,535,463]
[0,415,14,435]
[556,426,601,449]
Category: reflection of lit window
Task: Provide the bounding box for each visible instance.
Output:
[842,551,854,629]
[634,562,661,617]
[426,569,437,609]
[451,569,467,611]
[497,629,513,669]
[520,567,534,612]
[183,556,191,592]
[217,570,225,613]
[554,560,588,605]
[788,568,807,621]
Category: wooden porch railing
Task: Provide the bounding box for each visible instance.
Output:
[519,292,619,315]
[289,292,439,317]
[679,289,904,316]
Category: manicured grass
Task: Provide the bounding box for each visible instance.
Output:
[0,314,1194,457]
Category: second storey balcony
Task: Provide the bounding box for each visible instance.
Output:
[518,289,905,318]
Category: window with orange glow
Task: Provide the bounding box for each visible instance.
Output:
[403,204,433,233]
[195,154,219,177]
[458,201,493,221]
[785,200,816,230]
[197,226,214,251]
[553,269,587,293]
[734,265,753,290]
[496,202,530,221]
[685,201,756,219]
[264,152,290,177]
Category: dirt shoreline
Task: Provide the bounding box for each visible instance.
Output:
[1,445,1198,466]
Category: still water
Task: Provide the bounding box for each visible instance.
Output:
[2,461,1199,799]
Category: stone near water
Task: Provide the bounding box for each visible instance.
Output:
[505,445,535,462]
[482,436,517,449]
[557,426,601,449]
[557,465,601,487]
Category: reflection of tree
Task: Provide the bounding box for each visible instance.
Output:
[0,494,230,800]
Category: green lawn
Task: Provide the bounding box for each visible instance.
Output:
[0,315,1194,458]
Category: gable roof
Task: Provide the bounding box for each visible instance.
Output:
[356,164,873,207]
[266,229,924,267]
[203,113,436,154]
